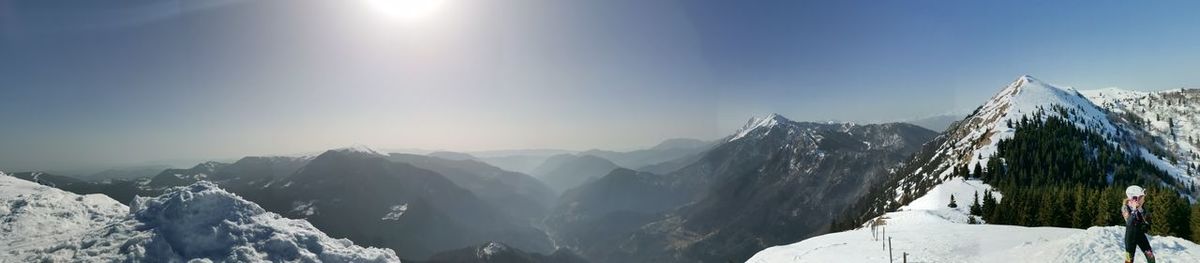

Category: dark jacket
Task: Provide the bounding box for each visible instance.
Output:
[1123,204,1150,234]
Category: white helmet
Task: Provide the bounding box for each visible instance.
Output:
[1125,185,1145,198]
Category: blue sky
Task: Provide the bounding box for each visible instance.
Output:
[3,0,1200,171]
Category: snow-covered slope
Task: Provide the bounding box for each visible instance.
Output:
[0,171,400,262]
[1082,87,1200,185]
[899,177,1001,224]
[748,210,1200,263]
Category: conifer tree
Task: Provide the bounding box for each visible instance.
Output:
[1094,188,1114,226]
[948,194,958,208]
[1071,188,1094,228]
[1148,188,1183,236]
[982,190,997,220]
[970,191,982,216]
[1191,204,1200,242]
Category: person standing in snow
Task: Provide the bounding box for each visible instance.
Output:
[1121,185,1154,263]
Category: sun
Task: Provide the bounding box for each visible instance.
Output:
[364,0,447,21]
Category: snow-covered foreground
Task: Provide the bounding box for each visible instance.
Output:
[0,172,400,262]
[748,210,1200,262]
[0,172,127,257]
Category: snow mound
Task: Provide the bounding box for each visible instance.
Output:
[0,177,400,262]
[0,172,127,258]
[748,210,1200,262]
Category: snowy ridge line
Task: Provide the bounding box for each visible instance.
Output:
[1082,87,1200,188]
[726,113,896,144]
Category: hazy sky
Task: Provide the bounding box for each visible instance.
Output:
[4,0,1200,171]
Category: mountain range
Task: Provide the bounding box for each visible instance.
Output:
[4,75,1199,262]
[544,114,936,262]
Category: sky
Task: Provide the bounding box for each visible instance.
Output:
[3,0,1200,171]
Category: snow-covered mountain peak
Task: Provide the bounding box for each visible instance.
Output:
[881,76,1124,211]
[1003,74,1061,95]
[949,75,1114,169]
[729,113,792,142]
[747,113,790,128]
[479,241,510,258]
[880,76,1200,225]
[1013,74,1037,86]
[330,144,389,157]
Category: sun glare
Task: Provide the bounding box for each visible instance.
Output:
[364,0,446,22]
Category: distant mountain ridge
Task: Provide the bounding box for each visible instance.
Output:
[904,114,966,132]
[580,138,714,170]
[260,148,554,259]
[545,113,936,262]
[15,146,560,260]
[530,154,623,194]
[388,153,556,223]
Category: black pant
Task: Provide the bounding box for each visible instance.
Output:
[1125,232,1154,263]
